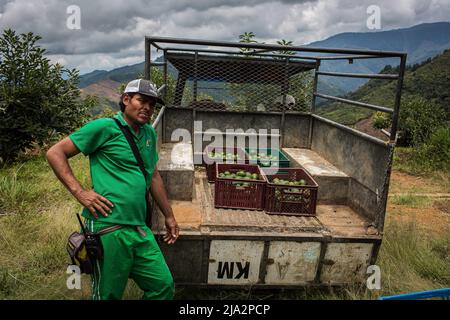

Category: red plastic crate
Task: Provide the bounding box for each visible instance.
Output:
[204,146,248,183]
[214,163,267,210]
[262,167,318,216]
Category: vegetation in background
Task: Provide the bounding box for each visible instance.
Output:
[396,96,446,146]
[392,97,449,173]
[0,29,94,164]
[238,32,258,54]
[320,50,450,173]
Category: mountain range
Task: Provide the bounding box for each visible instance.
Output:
[79,21,450,110]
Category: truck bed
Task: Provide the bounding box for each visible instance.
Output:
[155,168,378,239]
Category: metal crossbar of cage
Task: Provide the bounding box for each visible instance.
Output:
[144,36,407,144]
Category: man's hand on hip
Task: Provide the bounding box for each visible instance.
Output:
[163,215,179,244]
[75,189,114,219]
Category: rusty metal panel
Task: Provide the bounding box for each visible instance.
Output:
[265,241,321,284]
[320,242,373,284]
[208,240,264,284]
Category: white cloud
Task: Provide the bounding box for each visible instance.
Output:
[1,0,449,73]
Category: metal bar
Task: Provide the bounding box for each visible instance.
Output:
[169,231,381,242]
[381,129,391,137]
[390,55,407,141]
[166,47,394,61]
[151,41,164,51]
[165,47,319,61]
[144,38,150,80]
[193,51,198,102]
[163,50,168,102]
[162,50,168,143]
[318,55,383,60]
[152,106,165,129]
[246,48,275,54]
[258,241,271,284]
[314,241,328,283]
[176,282,368,290]
[196,86,231,90]
[192,51,198,145]
[309,60,320,149]
[312,114,389,147]
[317,71,399,80]
[147,36,406,57]
[369,240,382,266]
[173,73,187,106]
[376,143,395,233]
[314,93,393,114]
[201,239,211,284]
[168,105,309,117]
[280,57,289,148]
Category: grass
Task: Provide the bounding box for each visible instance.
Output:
[0,152,448,300]
[390,194,433,208]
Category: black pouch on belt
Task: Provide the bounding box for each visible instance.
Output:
[67,214,123,274]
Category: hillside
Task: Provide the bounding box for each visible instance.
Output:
[310,22,450,92]
[319,49,450,125]
[80,79,122,114]
[79,62,145,88]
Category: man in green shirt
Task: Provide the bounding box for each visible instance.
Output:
[46,79,178,300]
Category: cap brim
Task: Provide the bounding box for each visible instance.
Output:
[138,93,165,106]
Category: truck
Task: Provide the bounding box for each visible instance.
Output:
[144,36,407,288]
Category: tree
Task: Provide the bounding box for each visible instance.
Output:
[239,32,258,54]
[276,39,295,56]
[398,95,446,146]
[0,29,91,163]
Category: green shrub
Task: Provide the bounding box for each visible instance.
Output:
[0,29,92,164]
[398,96,446,146]
[414,127,450,172]
[373,111,391,129]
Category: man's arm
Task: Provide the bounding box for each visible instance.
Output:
[150,166,179,244]
[46,137,113,218]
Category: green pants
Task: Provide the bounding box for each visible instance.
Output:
[85,219,174,300]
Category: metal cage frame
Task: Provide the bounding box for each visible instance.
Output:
[145,36,407,145]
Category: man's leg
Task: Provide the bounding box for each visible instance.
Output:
[86,219,133,300]
[129,226,174,300]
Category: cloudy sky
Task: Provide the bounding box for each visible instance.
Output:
[1,0,449,74]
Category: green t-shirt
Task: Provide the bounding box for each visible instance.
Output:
[69,112,159,226]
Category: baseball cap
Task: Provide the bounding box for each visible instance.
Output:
[123,79,165,105]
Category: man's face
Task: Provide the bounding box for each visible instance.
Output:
[122,93,156,125]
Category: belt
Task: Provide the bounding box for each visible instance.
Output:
[96,225,147,237]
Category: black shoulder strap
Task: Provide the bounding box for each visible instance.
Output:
[112,118,147,186]
[112,118,155,230]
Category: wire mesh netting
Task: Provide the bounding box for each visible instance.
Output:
[156,51,315,113]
